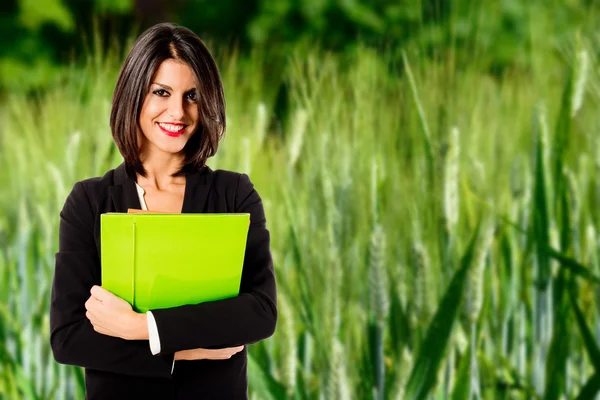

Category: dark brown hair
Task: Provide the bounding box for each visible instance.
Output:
[110,22,226,178]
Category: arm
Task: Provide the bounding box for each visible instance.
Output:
[50,182,175,378]
[150,173,278,355]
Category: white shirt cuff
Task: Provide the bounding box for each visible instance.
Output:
[147,311,175,374]
[146,311,161,355]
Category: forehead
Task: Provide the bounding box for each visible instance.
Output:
[152,59,197,87]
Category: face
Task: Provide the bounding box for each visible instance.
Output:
[138,59,200,157]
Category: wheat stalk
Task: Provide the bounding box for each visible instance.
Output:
[443,127,460,234]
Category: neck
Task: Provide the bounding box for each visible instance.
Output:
[138,149,186,190]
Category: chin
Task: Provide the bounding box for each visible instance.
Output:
[146,136,189,154]
[158,142,188,154]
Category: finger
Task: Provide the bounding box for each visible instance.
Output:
[92,324,112,336]
[90,285,107,301]
[86,311,101,327]
[86,310,98,322]
[85,297,101,311]
[85,298,97,312]
[210,355,232,360]
[92,323,119,337]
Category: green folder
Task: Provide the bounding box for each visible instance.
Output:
[100,213,250,313]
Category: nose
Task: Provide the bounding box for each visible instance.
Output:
[167,96,185,120]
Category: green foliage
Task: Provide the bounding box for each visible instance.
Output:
[405,219,481,400]
[18,0,73,31]
[1,16,600,399]
[0,0,133,91]
[3,0,600,92]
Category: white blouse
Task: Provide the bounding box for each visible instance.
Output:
[134,182,174,373]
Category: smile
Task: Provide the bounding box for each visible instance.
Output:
[157,123,187,138]
[157,122,187,133]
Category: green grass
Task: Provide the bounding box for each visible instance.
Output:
[0,30,599,400]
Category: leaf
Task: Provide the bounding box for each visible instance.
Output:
[551,39,576,213]
[12,360,40,400]
[547,247,600,284]
[248,351,286,400]
[388,276,411,360]
[543,268,569,400]
[450,344,471,400]
[251,340,273,375]
[18,0,75,31]
[569,287,600,373]
[357,334,376,398]
[532,106,551,290]
[495,354,541,399]
[404,220,481,400]
[73,366,86,399]
[402,51,435,192]
[94,0,134,14]
[339,0,385,32]
[294,362,311,400]
[575,374,600,400]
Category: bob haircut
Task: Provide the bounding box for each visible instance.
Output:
[110,22,226,178]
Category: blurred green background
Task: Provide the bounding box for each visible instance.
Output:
[1,0,600,399]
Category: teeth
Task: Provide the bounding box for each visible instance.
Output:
[158,122,186,132]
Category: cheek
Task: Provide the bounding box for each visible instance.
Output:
[140,98,163,125]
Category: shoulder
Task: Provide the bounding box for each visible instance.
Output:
[70,168,116,202]
[210,168,254,193]
[61,167,119,215]
[210,168,260,211]
[211,168,242,186]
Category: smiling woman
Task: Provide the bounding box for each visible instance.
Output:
[49,22,277,400]
[110,23,226,180]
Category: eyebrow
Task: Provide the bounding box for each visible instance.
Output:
[152,82,196,92]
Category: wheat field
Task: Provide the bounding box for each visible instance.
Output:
[0,33,599,399]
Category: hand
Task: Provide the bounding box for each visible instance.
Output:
[174,345,244,361]
[85,285,148,340]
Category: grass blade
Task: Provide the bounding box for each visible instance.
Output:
[569,286,600,373]
[248,352,286,400]
[575,374,600,400]
[548,247,600,284]
[404,219,482,400]
[543,268,569,400]
[402,51,435,191]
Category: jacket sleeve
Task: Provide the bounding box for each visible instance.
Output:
[49,182,175,378]
[150,173,278,354]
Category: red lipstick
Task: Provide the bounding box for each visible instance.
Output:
[157,122,187,137]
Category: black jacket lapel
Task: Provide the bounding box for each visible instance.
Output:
[181,164,214,213]
[108,162,142,213]
[109,161,214,213]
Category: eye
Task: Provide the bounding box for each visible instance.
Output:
[187,91,197,102]
[153,89,168,97]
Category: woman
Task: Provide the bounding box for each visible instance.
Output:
[49,22,277,399]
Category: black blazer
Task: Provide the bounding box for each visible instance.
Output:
[49,162,278,399]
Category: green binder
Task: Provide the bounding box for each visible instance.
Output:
[100,213,250,313]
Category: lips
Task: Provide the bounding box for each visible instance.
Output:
[156,122,187,137]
